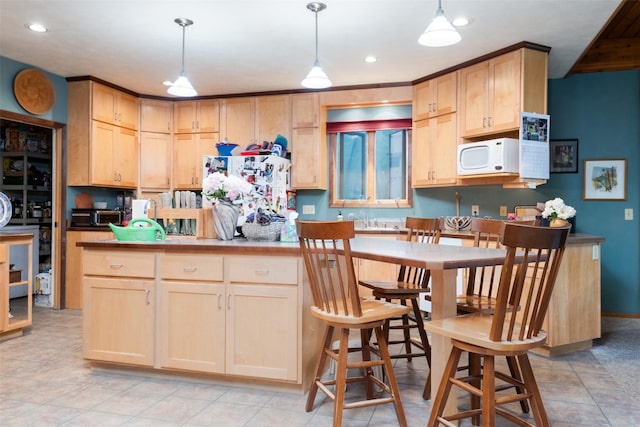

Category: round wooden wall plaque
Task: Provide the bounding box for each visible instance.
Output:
[13,68,56,115]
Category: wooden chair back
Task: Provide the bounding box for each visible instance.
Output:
[398,217,441,287]
[490,223,570,342]
[297,220,363,317]
[466,218,536,300]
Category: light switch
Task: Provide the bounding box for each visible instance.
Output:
[302,205,315,215]
[625,208,633,220]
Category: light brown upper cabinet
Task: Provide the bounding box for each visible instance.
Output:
[412,113,457,188]
[219,97,256,147]
[140,132,171,190]
[292,93,320,128]
[256,95,291,144]
[173,132,217,189]
[91,82,139,131]
[413,72,457,121]
[291,93,326,190]
[458,48,548,138]
[174,100,220,134]
[140,99,172,133]
[68,80,139,188]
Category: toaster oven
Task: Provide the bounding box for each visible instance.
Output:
[71,209,122,227]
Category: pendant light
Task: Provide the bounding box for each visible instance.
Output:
[418,0,461,47]
[301,2,331,89]
[167,18,197,97]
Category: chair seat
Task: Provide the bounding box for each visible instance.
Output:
[424,312,548,353]
[455,294,498,313]
[360,279,430,296]
[311,299,411,326]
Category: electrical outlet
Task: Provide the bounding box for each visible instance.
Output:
[302,204,315,215]
[471,205,479,216]
[499,205,508,217]
[625,208,633,220]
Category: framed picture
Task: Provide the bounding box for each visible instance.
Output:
[286,190,297,210]
[550,139,578,173]
[583,158,627,200]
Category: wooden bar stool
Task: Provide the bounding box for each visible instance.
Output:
[358,216,441,400]
[425,223,570,427]
[297,220,409,427]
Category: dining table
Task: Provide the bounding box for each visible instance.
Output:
[349,237,510,418]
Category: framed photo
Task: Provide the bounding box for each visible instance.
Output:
[286,190,297,210]
[583,158,627,200]
[550,139,578,173]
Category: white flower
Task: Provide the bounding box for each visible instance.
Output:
[202,172,252,202]
[541,197,576,220]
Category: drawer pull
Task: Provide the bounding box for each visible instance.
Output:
[110,264,124,269]
[218,294,222,309]
[227,294,231,310]
[146,289,151,305]
[254,269,270,275]
[183,267,198,273]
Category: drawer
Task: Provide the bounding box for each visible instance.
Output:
[160,253,224,282]
[83,250,155,278]
[227,256,298,285]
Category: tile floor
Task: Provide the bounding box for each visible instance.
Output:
[1,304,640,426]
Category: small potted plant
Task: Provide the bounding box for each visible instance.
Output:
[541,197,576,228]
[202,172,252,240]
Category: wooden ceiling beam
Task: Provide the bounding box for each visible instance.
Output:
[570,38,640,74]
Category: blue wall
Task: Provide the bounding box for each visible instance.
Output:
[0,56,68,124]
[2,55,638,314]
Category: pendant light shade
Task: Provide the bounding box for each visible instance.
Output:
[168,18,197,97]
[418,0,461,47]
[301,2,331,89]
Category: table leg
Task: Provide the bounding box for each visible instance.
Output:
[429,268,459,421]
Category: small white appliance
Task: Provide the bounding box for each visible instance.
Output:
[457,137,519,175]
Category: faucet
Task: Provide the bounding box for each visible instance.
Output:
[347,211,369,229]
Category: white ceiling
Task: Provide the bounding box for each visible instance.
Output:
[0,0,623,98]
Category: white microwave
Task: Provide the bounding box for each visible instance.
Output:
[457,138,519,175]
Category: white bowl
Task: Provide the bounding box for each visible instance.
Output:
[93,201,108,209]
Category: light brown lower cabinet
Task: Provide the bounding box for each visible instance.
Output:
[82,246,316,388]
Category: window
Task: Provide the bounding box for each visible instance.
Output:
[328,106,412,208]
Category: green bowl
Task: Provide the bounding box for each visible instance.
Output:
[109,218,166,241]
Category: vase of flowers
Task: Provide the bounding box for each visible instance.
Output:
[541,197,576,228]
[202,172,252,240]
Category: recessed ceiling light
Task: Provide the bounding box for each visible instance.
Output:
[364,55,378,63]
[26,23,48,33]
[452,17,470,27]
[162,80,173,86]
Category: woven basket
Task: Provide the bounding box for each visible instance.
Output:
[242,221,281,241]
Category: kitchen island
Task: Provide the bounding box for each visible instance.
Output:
[78,238,323,393]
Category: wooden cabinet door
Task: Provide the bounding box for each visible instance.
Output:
[431,113,458,185]
[489,50,522,133]
[225,284,298,381]
[140,99,172,133]
[173,133,198,188]
[292,93,319,128]
[65,231,113,309]
[157,281,225,373]
[173,132,217,189]
[197,99,220,133]
[115,126,138,188]
[256,95,291,144]
[92,83,118,125]
[140,132,171,189]
[174,101,198,133]
[291,127,326,189]
[220,97,256,146]
[117,91,139,130]
[412,118,432,187]
[458,61,490,137]
[90,121,117,186]
[83,277,155,366]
